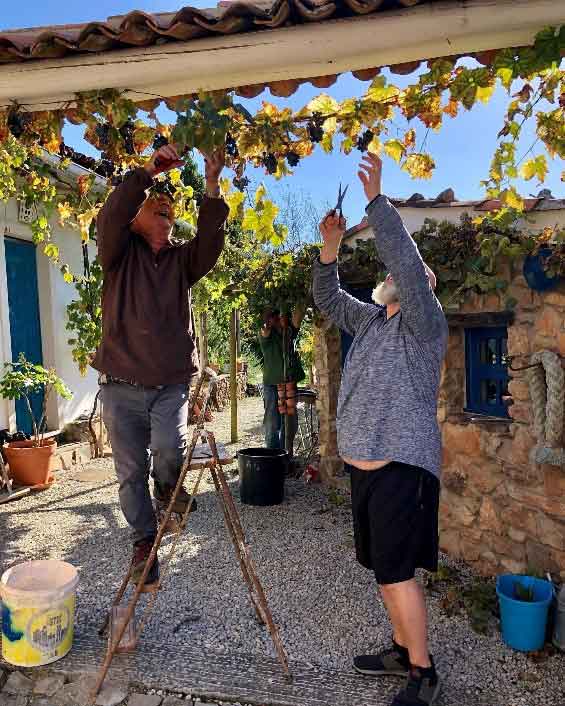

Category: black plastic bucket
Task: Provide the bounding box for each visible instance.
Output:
[238,448,287,506]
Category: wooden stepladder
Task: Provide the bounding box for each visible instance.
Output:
[92,368,291,703]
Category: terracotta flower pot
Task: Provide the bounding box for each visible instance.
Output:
[4,438,57,487]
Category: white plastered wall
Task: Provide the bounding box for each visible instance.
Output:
[0,198,98,432]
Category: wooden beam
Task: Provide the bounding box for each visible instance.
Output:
[446,310,515,328]
[0,0,563,111]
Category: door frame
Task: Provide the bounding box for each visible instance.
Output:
[0,224,55,433]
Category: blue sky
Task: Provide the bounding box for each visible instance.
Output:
[2,1,563,227]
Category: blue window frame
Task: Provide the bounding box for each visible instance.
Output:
[465,327,510,418]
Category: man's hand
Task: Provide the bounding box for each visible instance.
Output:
[319,211,347,264]
[358,153,382,203]
[144,145,184,178]
[201,148,225,198]
[260,322,272,338]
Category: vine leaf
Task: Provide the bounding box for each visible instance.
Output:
[499,187,524,210]
[384,139,405,163]
[519,155,548,182]
[306,94,339,116]
[402,153,435,180]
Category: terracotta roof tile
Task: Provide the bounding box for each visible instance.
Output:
[0,0,489,102]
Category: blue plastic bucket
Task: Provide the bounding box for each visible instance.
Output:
[496,575,553,652]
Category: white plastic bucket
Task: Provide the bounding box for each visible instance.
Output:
[1,560,78,666]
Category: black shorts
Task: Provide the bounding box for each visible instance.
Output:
[348,461,440,585]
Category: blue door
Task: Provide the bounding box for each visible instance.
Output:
[5,238,44,435]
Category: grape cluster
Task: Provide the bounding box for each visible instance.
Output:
[263,153,278,175]
[233,175,250,191]
[8,111,32,139]
[286,151,300,167]
[307,112,324,143]
[96,160,116,178]
[119,120,135,155]
[95,123,111,149]
[59,143,97,171]
[225,133,239,159]
[356,129,374,152]
[152,133,169,150]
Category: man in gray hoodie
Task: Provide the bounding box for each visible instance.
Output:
[313,154,447,706]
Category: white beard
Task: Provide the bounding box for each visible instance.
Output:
[372,280,399,306]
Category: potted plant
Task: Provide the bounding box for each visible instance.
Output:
[0,354,72,487]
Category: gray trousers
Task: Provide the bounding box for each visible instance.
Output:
[100,382,189,543]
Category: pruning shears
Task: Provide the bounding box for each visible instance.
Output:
[334,182,349,218]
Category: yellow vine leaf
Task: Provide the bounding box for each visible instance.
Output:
[307,94,339,116]
[169,169,182,185]
[366,75,401,104]
[500,187,524,210]
[519,155,548,182]
[384,139,405,163]
[58,202,73,224]
[242,208,259,232]
[255,184,266,206]
[367,136,382,155]
[497,67,514,91]
[402,154,435,180]
[78,208,98,242]
[476,84,496,104]
[225,190,245,220]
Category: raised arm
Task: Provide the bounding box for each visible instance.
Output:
[96,144,183,272]
[183,149,229,286]
[313,211,376,336]
[96,168,153,272]
[359,154,446,340]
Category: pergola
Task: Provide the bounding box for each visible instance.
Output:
[0,0,562,111]
[1,0,564,478]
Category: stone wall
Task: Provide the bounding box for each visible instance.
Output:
[440,268,565,580]
[313,319,345,485]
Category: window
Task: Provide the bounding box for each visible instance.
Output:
[465,327,510,418]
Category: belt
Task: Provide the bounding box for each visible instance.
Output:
[98,373,165,390]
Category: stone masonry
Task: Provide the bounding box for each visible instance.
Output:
[439,267,565,579]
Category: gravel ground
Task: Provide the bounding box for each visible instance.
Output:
[1,396,564,706]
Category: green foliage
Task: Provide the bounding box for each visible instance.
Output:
[66,255,103,375]
[0,353,72,444]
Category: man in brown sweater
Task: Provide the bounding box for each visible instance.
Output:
[93,144,228,586]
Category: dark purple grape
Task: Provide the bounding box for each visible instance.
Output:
[95,123,111,148]
[96,160,115,178]
[152,133,169,150]
[119,120,135,155]
[356,129,374,152]
[307,122,324,143]
[263,153,277,175]
[225,133,239,158]
[286,151,300,167]
[8,111,31,138]
[233,175,250,191]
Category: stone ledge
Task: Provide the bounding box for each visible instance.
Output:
[1,634,493,706]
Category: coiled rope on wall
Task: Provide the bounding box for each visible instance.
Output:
[527,349,565,465]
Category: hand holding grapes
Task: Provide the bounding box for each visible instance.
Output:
[144,145,184,177]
